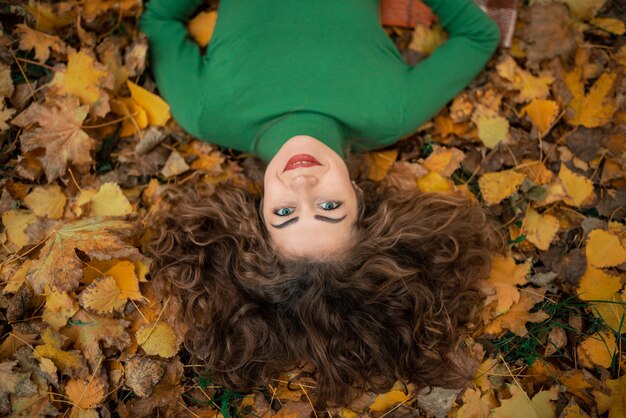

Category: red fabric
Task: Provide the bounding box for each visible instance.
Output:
[380,0,435,28]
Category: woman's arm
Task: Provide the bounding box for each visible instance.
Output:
[400,0,501,134]
[140,0,207,137]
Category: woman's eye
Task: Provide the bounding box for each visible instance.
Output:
[274,207,294,217]
[319,201,342,211]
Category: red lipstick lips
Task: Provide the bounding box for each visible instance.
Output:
[283,154,321,172]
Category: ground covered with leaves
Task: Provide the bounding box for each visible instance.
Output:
[0,0,625,417]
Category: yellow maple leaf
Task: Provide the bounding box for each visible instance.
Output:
[65,376,107,409]
[473,357,500,393]
[558,164,594,207]
[367,149,398,181]
[23,184,67,219]
[79,276,127,314]
[34,328,87,377]
[136,322,178,358]
[421,146,465,177]
[492,384,558,418]
[28,0,76,32]
[522,99,559,134]
[2,260,32,294]
[594,375,626,418]
[42,290,78,331]
[478,170,526,205]
[1,210,37,250]
[457,388,497,418]
[591,17,625,35]
[127,81,171,126]
[50,51,112,106]
[564,68,618,128]
[189,10,218,48]
[578,329,616,368]
[26,218,138,294]
[482,255,530,316]
[416,171,454,193]
[15,24,65,63]
[522,207,560,251]
[12,98,96,182]
[485,288,549,336]
[577,266,621,301]
[369,389,413,413]
[89,182,133,217]
[472,107,509,148]
[496,55,554,102]
[586,229,626,268]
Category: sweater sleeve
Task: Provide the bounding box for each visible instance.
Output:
[140,0,207,137]
[399,0,500,135]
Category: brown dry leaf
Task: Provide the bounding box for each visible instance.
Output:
[521,99,559,134]
[14,24,65,63]
[578,329,616,368]
[367,149,398,181]
[61,309,130,370]
[483,256,530,315]
[421,145,465,177]
[34,328,88,377]
[496,55,554,102]
[564,68,618,128]
[522,207,560,251]
[188,11,218,48]
[0,360,29,396]
[9,391,58,417]
[1,210,38,250]
[545,327,567,356]
[585,229,626,268]
[26,217,138,294]
[594,375,626,418]
[23,184,67,219]
[89,182,134,217]
[65,375,107,409]
[160,150,190,178]
[136,322,178,358]
[558,164,594,207]
[492,384,558,418]
[125,356,164,398]
[457,388,497,418]
[42,290,78,330]
[484,288,549,336]
[49,50,113,106]
[127,81,171,126]
[478,170,526,205]
[12,98,96,182]
[560,400,590,418]
[0,105,16,131]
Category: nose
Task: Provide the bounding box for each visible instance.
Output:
[288,174,319,190]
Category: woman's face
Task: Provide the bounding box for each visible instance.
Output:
[263,135,357,258]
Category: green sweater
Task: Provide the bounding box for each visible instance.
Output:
[141,0,500,162]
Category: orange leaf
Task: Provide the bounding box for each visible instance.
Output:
[585,229,626,268]
[483,255,530,315]
[188,11,218,48]
[484,288,549,336]
[127,81,171,126]
[421,145,465,177]
[558,164,594,207]
[367,149,398,181]
[478,170,526,205]
[522,207,560,251]
[578,329,616,368]
[577,266,621,301]
[593,375,626,418]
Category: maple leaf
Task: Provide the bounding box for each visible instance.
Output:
[49,50,113,106]
[482,255,530,316]
[564,68,618,128]
[42,290,79,331]
[14,24,65,63]
[65,375,107,409]
[12,98,96,182]
[34,328,88,377]
[522,207,560,251]
[26,217,138,294]
[478,170,526,206]
[136,322,179,358]
[457,388,497,418]
[61,309,130,370]
[492,384,558,418]
[496,55,555,102]
[23,184,67,219]
[484,288,549,336]
[585,229,626,268]
[521,99,559,135]
[594,375,626,418]
[1,210,37,250]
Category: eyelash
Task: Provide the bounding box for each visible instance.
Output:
[273,202,342,216]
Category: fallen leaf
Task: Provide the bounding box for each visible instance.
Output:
[485,288,549,336]
[594,375,626,418]
[160,150,190,178]
[369,389,413,413]
[65,375,107,409]
[125,356,164,398]
[80,276,127,313]
[478,170,526,205]
[457,388,497,418]
[590,17,625,35]
[1,210,38,250]
[408,24,447,55]
[558,164,594,207]
[15,24,65,63]
[561,0,607,20]
[34,328,88,377]
[491,384,558,418]
[50,50,113,106]
[136,322,178,358]
[577,266,621,301]
[188,11,217,48]
[23,184,67,219]
[497,55,554,102]
[42,290,79,330]
[127,81,170,126]
[578,329,616,368]
[421,145,465,177]
[482,255,530,315]
[472,107,509,148]
[591,293,626,333]
[90,182,133,217]
[416,171,454,193]
[367,149,398,181]
[12,98,96,182]
[522,207,560,251]
[564,69,618,128]
[585,229,626,268]
[522,99,559,134]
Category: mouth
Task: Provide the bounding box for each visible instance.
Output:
[283,154,321,172]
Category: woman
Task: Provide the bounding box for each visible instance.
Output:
[143,0,505,405]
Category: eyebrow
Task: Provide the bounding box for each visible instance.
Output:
[270,215,347,229]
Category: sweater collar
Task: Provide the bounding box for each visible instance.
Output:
[255,112,347,162]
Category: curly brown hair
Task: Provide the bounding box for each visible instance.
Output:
[149,181,505,405]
